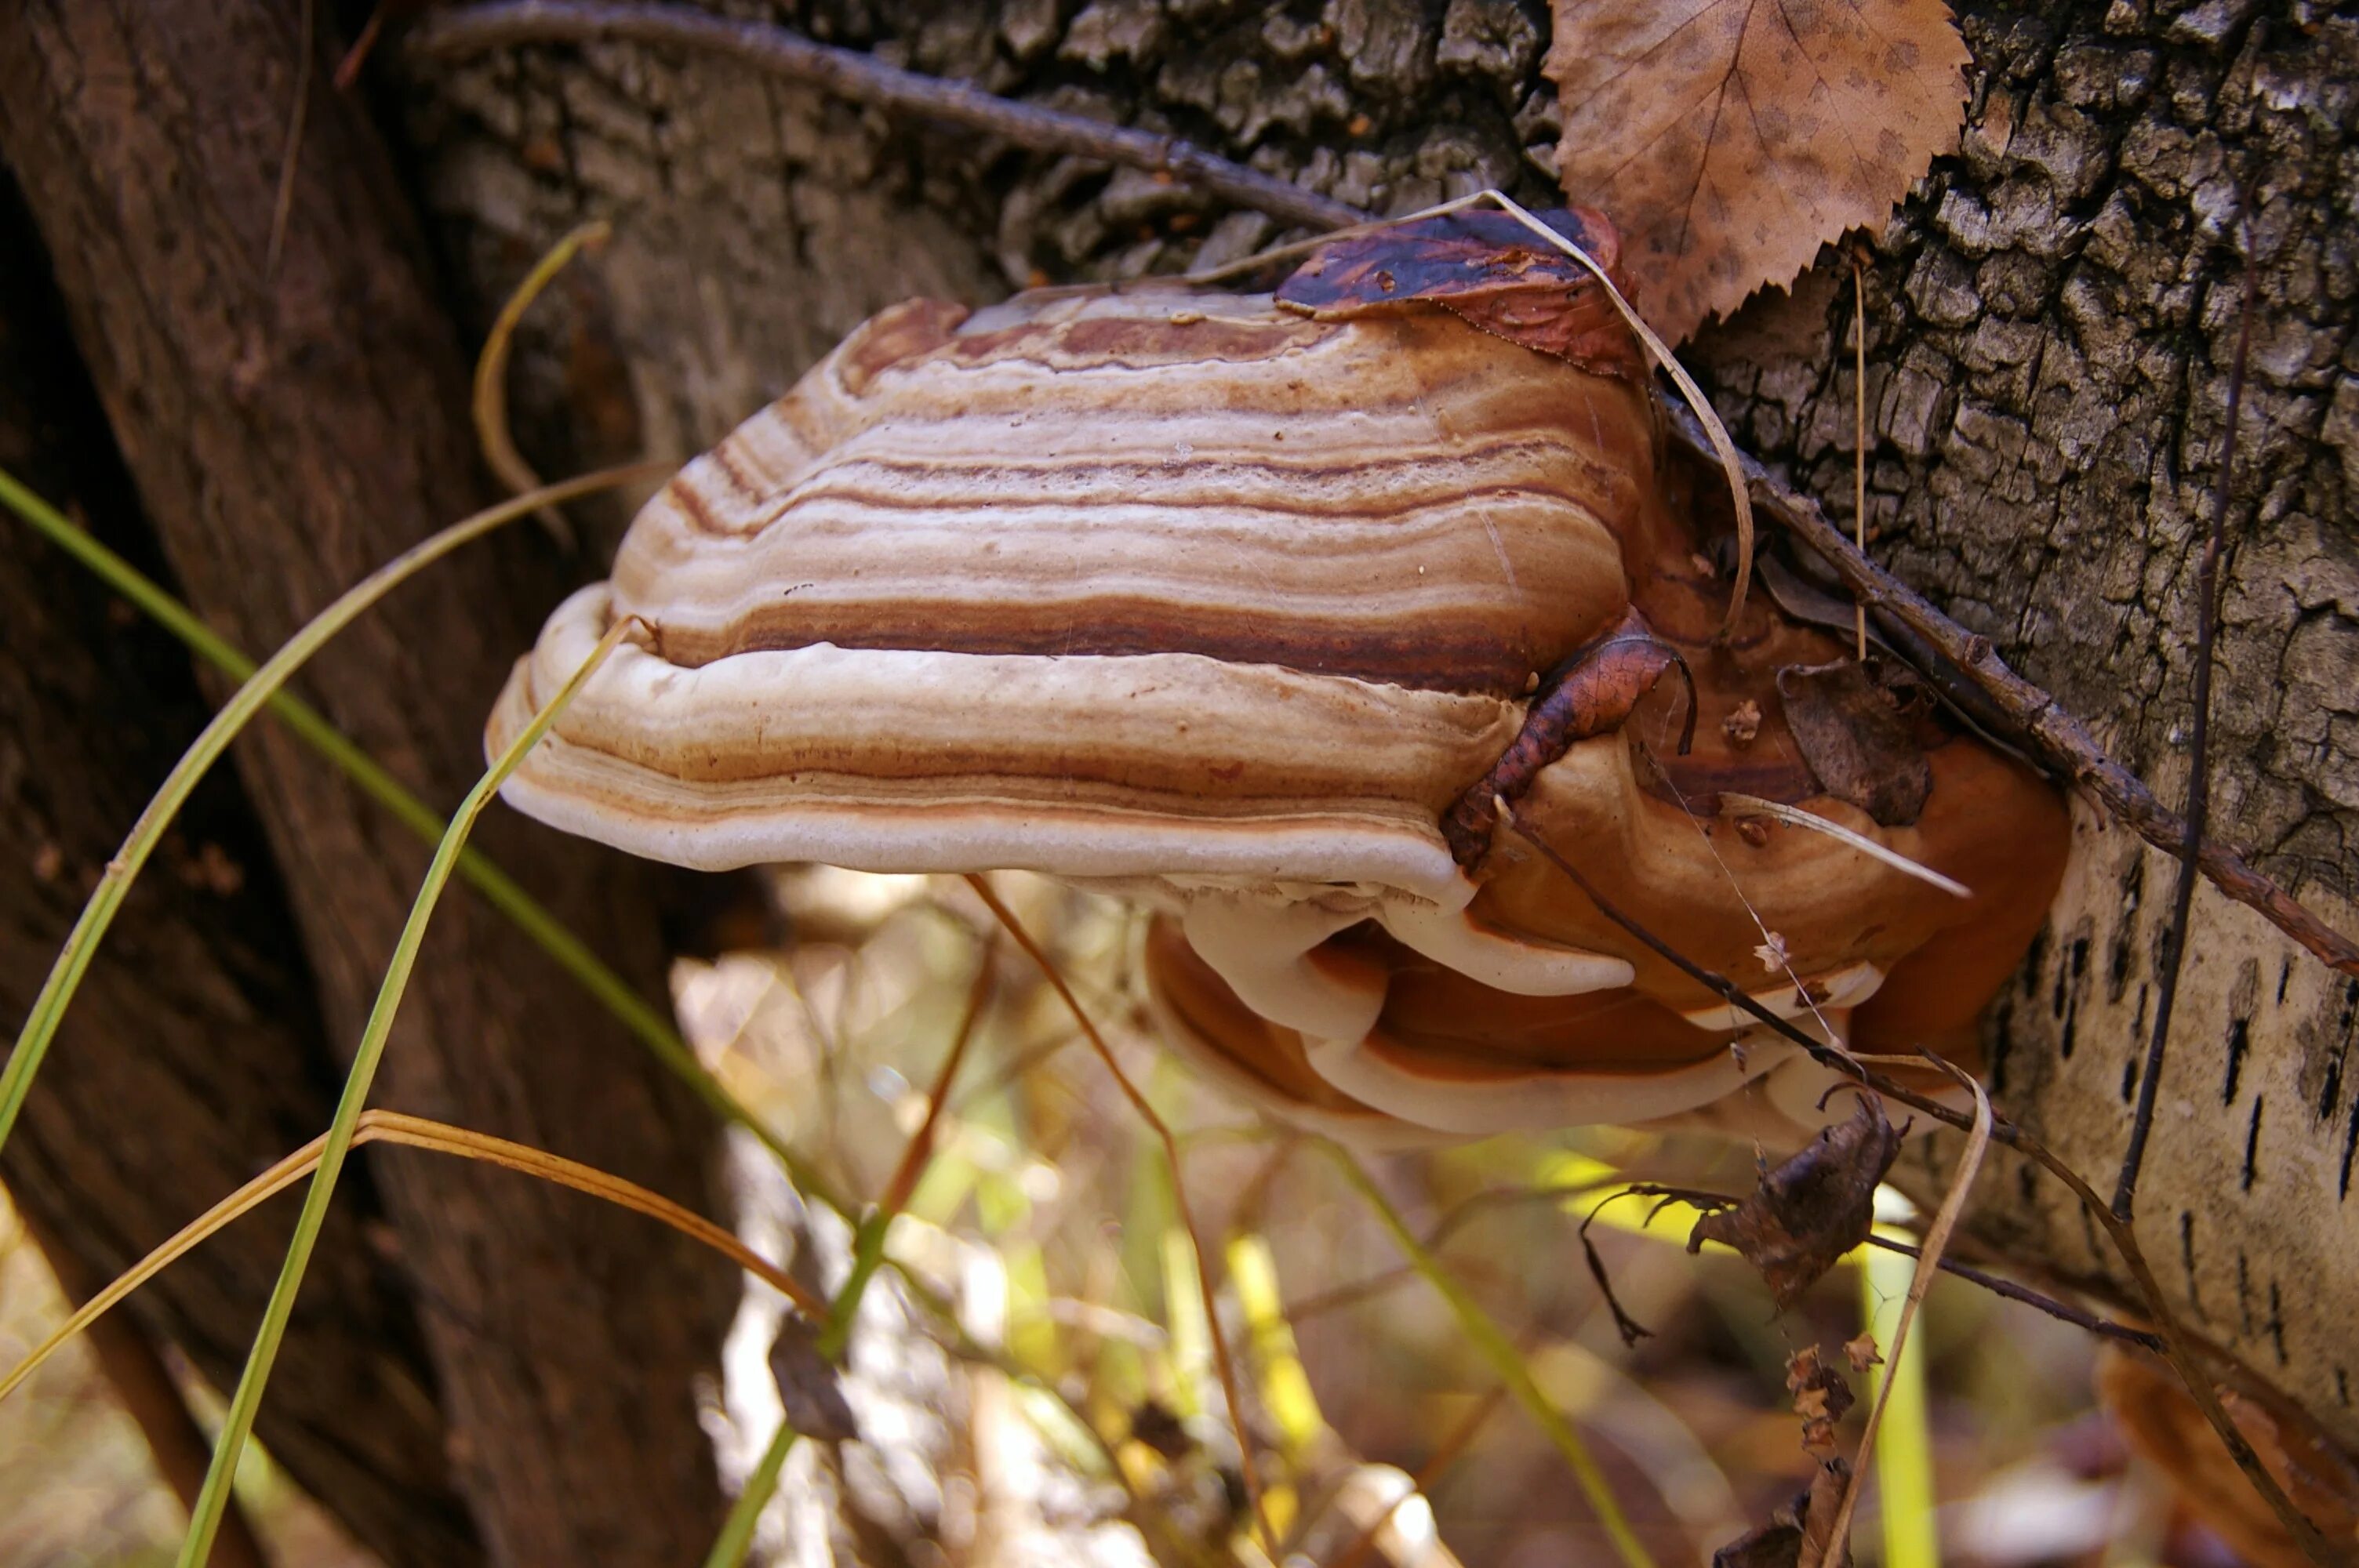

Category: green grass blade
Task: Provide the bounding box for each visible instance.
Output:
[0,464,848,1218]
[174,613,638,1568]
[705,1420,801,1568]
[707,949,994,1563]
[1863,1225,1940,1568]
[1321,1139,1657,1568]
[0,463,644,1156]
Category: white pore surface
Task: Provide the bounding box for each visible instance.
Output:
[1178,895,1386,1041]
[1303,1029,1804,1135]
[1374,898,1634,995]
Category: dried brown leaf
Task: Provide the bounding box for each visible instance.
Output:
[1786,1345,1856,1455]
[1278,207,1646,378]
[1713,1458,1854,1568]
[1796,1457,1856,1568]
[1842,1332,1884,1373]
[769,1319,859,1443]
[1689,1095,1901,1308]
[1546,0,1969,342]
[1776,659,1932,827]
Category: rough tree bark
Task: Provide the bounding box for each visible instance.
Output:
[384,0,2359,1472]
[0,173,480,1568]
[0,5,734,1565]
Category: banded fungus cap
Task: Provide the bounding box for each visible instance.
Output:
[489,213,2068,1144]
[489,274,1659,902]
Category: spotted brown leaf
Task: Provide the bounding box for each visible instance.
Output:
[1546,0,1969,343]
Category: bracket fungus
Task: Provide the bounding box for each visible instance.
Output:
[488,212,2067,1145]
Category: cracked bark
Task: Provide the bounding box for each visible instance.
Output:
[383,0,2353,1483]
[0,170,478,1568]
[0,4,734,1564]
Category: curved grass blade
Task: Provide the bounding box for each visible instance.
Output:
[0,465,848,1218]
[173,612,637,1568]
[0,1107,823,1406]
[474,218,613,541]
[0,463,655,1157]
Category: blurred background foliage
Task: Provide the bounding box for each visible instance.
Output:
[2,866,2223,1567]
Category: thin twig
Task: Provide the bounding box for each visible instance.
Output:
[1863,1236,2160,1351]
[1594,1178,2163,1350]
[1663,404,2359,978]
[2115,180,2260,1220]
[407,0,1364,234]
[1321,1141,1658,1568]
[817,939,997,1359]
[1851,256,1868,661]
[961,873,1274,1556]
[264,0,314,280]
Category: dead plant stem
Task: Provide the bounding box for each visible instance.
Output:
[961,873,1274,1557]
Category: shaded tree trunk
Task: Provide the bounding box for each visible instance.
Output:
[0,4,735,1564]
[384,0,2359,1466]
[0,171,478,1568]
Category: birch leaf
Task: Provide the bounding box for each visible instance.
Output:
[1547,0,1969,343]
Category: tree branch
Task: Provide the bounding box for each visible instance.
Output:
[406,0,1365,234]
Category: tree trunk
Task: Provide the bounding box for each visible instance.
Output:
[0,5,735,1564]
[383,0,2359,1465]
[0,171,478,1568]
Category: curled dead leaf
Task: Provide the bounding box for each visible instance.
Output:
[1777,659,1932,827]
[769,1319,859,1443]
[1546,0,1970,342]
[1443,607,1696,866]
[1690,1094,1901,1309]
[1276,206,1647,378]
[1714,1457,1855,1568]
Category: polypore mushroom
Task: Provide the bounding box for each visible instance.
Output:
[489,211,2067,1145]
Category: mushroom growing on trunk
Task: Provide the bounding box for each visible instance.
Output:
[486,212,2068,1147]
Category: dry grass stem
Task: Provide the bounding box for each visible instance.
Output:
[962,872,1274,1555]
